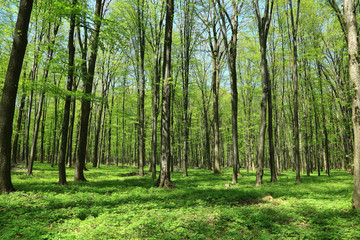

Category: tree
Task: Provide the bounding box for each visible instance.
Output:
[75,0,106,181]
[180,0,195,177]
[253,0,275,186]
[58,0,77,185]
[198,0,223,173]
[288,0,301,183]
[155,0,175,188]
[148,0,165,179]
[216,0,244,184]
[0,0,34,194]
[343,0,360,209]
[137,0,146,177]
[27,21,61,176]
[327,0,360,208]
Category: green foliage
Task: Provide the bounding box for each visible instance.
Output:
[0,164,358,239]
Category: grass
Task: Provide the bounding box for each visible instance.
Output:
[1,163,359,239]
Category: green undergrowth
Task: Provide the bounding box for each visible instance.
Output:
[1,163,359,239]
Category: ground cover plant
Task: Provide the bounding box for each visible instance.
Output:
[0,164,359,239]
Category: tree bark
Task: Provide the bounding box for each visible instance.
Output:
[318,66,331,176]
[58,0,76,185]
[343,0,360,209]
[150,50,161,178]
[94,101,104,167]
[0,0,34,194]
[137,0,146,177]
[12,92,26,165]
[51,87,59,167]
[216,0,243,183]
[181,0,194,177]
[75,0,103,181]
[289,0,301,183]
[155,0,175,188]
[253,0,275,186]
[210,13,221,174]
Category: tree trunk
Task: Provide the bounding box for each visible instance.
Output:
[318,69,331,176]
[212,41,221,174]
[155,0,175,188]
[97,106,106,168]
[200,88,211,172]
[107,83,115,166]
[23,18,44,168]
[149,1,164,178]
[343,0,360,209]
[122,77,126,167]
[0,0,34,194]
[217,0,242,184]
[12,92,26,165]
[39,99,46,164]
[94,104,104,167]
[181,0,193,178]
[67,90,77,168]
[51,90,59,167]
[253,0,274,186]
[137,0,146,177]
[289,0,302,183]
[75,0,103,181]
[28,23,60,176]
[150,52,161,178]
[58,1,76,185]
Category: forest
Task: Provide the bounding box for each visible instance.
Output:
[1,0,360,238]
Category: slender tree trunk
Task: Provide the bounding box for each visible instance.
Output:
[116,116,119,167]
[217,0,242,184]
[132,123,137,166]
[253,0,275,186]
[289,0,301,183]
[0,0,34,194]
[180,0,194,177]
[67,92,77,167]
[28,23,60,176]
[200,89,211,172]
[27,93,44,175]
[155,0,175,188]
[206,7,222,173]
[97,106,106,168]
[150,53,161,178]
[23,15,44,168]
[107,83,115,166]
[304,92,310,177]
[94,103,104,167]
[75,0,103,181]
[137,0,146,177]
[24,65,37,168]
[51,90,59,167]
[170,77,176,173]
[212,45,221,174]
[58,1,76,185]
[149,1,164,178]
[39,99,46,164]
[267,51,276,183]
[12,92,26,165]
[318,71,330,176]
[310,83,321,176]
[122,76,126,168]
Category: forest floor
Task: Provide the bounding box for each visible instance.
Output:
[1,163,359,239]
